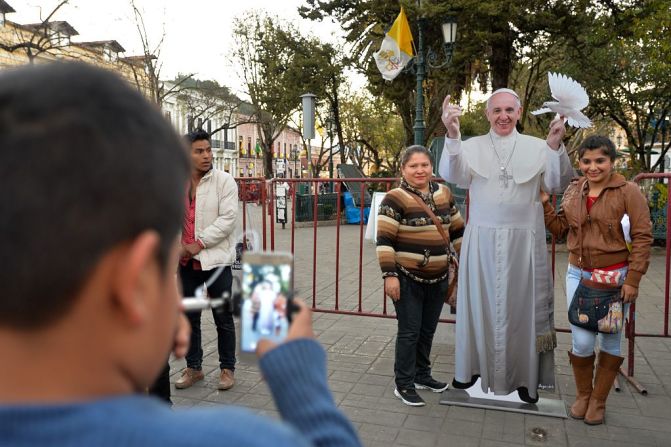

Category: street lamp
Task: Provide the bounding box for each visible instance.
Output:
[412,12,457,146]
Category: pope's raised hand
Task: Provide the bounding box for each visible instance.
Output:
[546,114,567,150]
[442,95,462,139]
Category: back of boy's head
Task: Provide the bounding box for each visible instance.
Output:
[0,62,189,330]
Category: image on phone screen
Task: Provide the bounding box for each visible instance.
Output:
[240,258,292,353]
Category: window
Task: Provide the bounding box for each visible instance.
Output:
[238,136,244,156]
[284,143,287,159]
[51,32,64,47]
[247,137,252,155]
[103,47,116,62]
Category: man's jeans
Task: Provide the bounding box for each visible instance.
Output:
[566,264,628,357]
[180,263,236,371]
[392,274,447,389]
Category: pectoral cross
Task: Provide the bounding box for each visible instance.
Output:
[499,166,512,188]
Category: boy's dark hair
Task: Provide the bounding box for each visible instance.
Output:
[0,62,189,329]
[185,128,210,144]
[578,135,618,161]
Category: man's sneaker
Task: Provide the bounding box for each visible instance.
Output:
[175,367,204,389]
[394,387,426,406]
[414,377,449,393]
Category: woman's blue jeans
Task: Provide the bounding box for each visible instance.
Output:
[566,264,629,357]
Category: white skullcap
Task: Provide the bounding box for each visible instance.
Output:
[489,88,519,100]
[487,88,521,108]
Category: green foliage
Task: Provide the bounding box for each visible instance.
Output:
[559,0,671,173]
[338,90,405,174]
[299,0,671,174]
[299,0,599,149]
[233,11,346,178]
[460,101,489,137]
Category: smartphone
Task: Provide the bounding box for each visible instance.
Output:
[239,251,293,356]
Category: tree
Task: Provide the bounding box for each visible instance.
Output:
[300,0,598,147]
[233,11,353,179]
[125,0,193,105]
[564,0,671,172]
[173,77,252,140]
[338,90,406,175]
[233,12,309,178]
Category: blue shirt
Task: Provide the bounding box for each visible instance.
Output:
[0,339,361,447]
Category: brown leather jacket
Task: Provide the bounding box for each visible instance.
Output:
[543,173,653,287]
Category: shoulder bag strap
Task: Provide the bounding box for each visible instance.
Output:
[409,191,450,247]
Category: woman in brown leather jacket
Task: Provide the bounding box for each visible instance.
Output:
[543,135,652,425]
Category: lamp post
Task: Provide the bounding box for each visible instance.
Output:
[326,112,335,192]
[300,93,317,183]
[412,7,457,146]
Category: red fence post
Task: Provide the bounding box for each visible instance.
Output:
[358,182,365,313]
[269,180,275,251]
[260,179,267,251]
[633,173,671,337]
[312,182,319,308]
[335,181,342,311]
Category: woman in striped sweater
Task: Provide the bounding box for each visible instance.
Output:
[376,145,465,406]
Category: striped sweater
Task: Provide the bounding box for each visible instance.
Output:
[376,180,464,282]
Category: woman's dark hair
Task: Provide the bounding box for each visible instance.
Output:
[400,145,432,168]
[577,135,617,161]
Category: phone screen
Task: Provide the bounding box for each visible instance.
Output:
[240,252,293,354]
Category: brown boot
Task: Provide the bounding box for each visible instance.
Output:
[568,351,595,419]
[584,351,624,425]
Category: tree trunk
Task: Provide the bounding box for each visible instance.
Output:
[489,24,515,90]
[263,149,274,179]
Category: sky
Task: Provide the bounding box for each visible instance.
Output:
[14,0,350,97]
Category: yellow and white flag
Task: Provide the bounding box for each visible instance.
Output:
[373,7,414,81]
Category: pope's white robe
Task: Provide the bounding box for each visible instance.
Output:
[439,129,573,398]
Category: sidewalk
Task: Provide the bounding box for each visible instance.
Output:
[170,204,671,446]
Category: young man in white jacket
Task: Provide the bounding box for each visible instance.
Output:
[176,129,239,391]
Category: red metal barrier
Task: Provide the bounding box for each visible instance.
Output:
[235,177,460,322]
[633,173,671,338]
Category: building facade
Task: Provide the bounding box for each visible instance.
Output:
[162,82,238,175]
[0,1,153,95]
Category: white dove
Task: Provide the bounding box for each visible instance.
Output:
[531,72,593,128]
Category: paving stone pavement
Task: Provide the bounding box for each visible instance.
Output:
[170,203,671,446]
